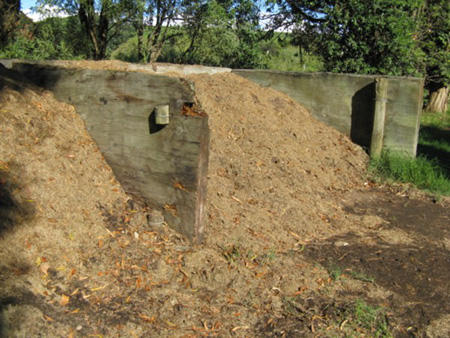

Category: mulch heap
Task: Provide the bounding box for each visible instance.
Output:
[0,62,383,338]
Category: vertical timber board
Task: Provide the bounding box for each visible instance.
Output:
[383,77,424,156]
[370,78,389,158]
[11,61,209,242]
[233,70,423,156]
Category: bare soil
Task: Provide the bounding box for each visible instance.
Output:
[0,61,449,338]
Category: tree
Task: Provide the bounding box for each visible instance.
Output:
[180,0,239,66]
[0,16,90,60]
[418,0,449,113]
[269,0,449,111]
[143,0,185,63]
[320,0,424,76]
[267,0,424,77]
[36,0,134,59]
[0,0,21,46]
[124,0,266,67]
[179,0,266,68]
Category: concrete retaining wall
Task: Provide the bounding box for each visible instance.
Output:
[4,61,209,243]
[1,60,425,242]
[233,70,424,156]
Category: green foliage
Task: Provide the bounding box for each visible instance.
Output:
[0,16,88,60]
[369,150,450,196]
[265,45,323,72]
[327,262,344,281]
[0,0,21,46]
[369,107,450,196]
[112,0,268,69]
[418,0,450,89]
[319,0,424,76]
[351,300,391,338]
[349,270,375,283]
[420,109,450,129]
[179,0,267,68]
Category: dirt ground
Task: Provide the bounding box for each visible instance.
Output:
[0,61,449,338]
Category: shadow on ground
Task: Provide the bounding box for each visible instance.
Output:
[301,188,450,338]
[418,126,450,177]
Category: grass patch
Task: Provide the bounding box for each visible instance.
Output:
[348,270,375,283]
[369,108,450,196]
[369,151,450,196]
[349,300,392,338]
[266,46,323,72]
[326,262,345,281]
[417,110,450,178]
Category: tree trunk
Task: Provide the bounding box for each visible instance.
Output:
[136,20,144,62]
[97,9,109,60]
[425,86,449,113]
[78,0,109,60]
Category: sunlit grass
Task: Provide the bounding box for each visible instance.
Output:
[369,151,450,196]
[369,107,450,196]
[266,46,323,72]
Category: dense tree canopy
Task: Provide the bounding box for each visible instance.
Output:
[1,0,449,110]
[267,0,424,76]
[267,0,449,111]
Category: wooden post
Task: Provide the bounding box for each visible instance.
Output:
[370,78,389,158]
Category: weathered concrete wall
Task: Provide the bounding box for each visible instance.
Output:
[5,61,209,243]
[234,70,423,156]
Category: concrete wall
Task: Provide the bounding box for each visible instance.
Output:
[233,70,424,156]
[5,61,209,243]
[1,60,425,242]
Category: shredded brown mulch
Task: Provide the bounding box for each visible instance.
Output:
[0,61,449,338]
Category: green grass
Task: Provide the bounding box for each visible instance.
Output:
[369,151,450,195]
[327,262,345,281]
[349,270,375,283]
[266,46,323,72]
[350,300,392,338]
[369,108,450,196]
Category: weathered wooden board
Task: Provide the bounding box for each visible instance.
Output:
[10,61,209,243]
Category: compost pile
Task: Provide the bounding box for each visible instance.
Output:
[189,73,369,249]
[0,63,382,337]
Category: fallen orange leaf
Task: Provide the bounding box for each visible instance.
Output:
[173,181,189,192]
[44,315,54,322]
[40,263,50,275]
[139,314,155,323]
[60,294,70,306]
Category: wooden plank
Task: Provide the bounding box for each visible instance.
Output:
[370,78,389,158]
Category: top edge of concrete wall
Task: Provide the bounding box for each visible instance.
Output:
[1,60,424,82]
[233,69,424,83]
[0,59,232,76]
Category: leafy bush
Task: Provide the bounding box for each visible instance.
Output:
[0,16,88,60]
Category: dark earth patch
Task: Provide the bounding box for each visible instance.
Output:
[302,188,450,338]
